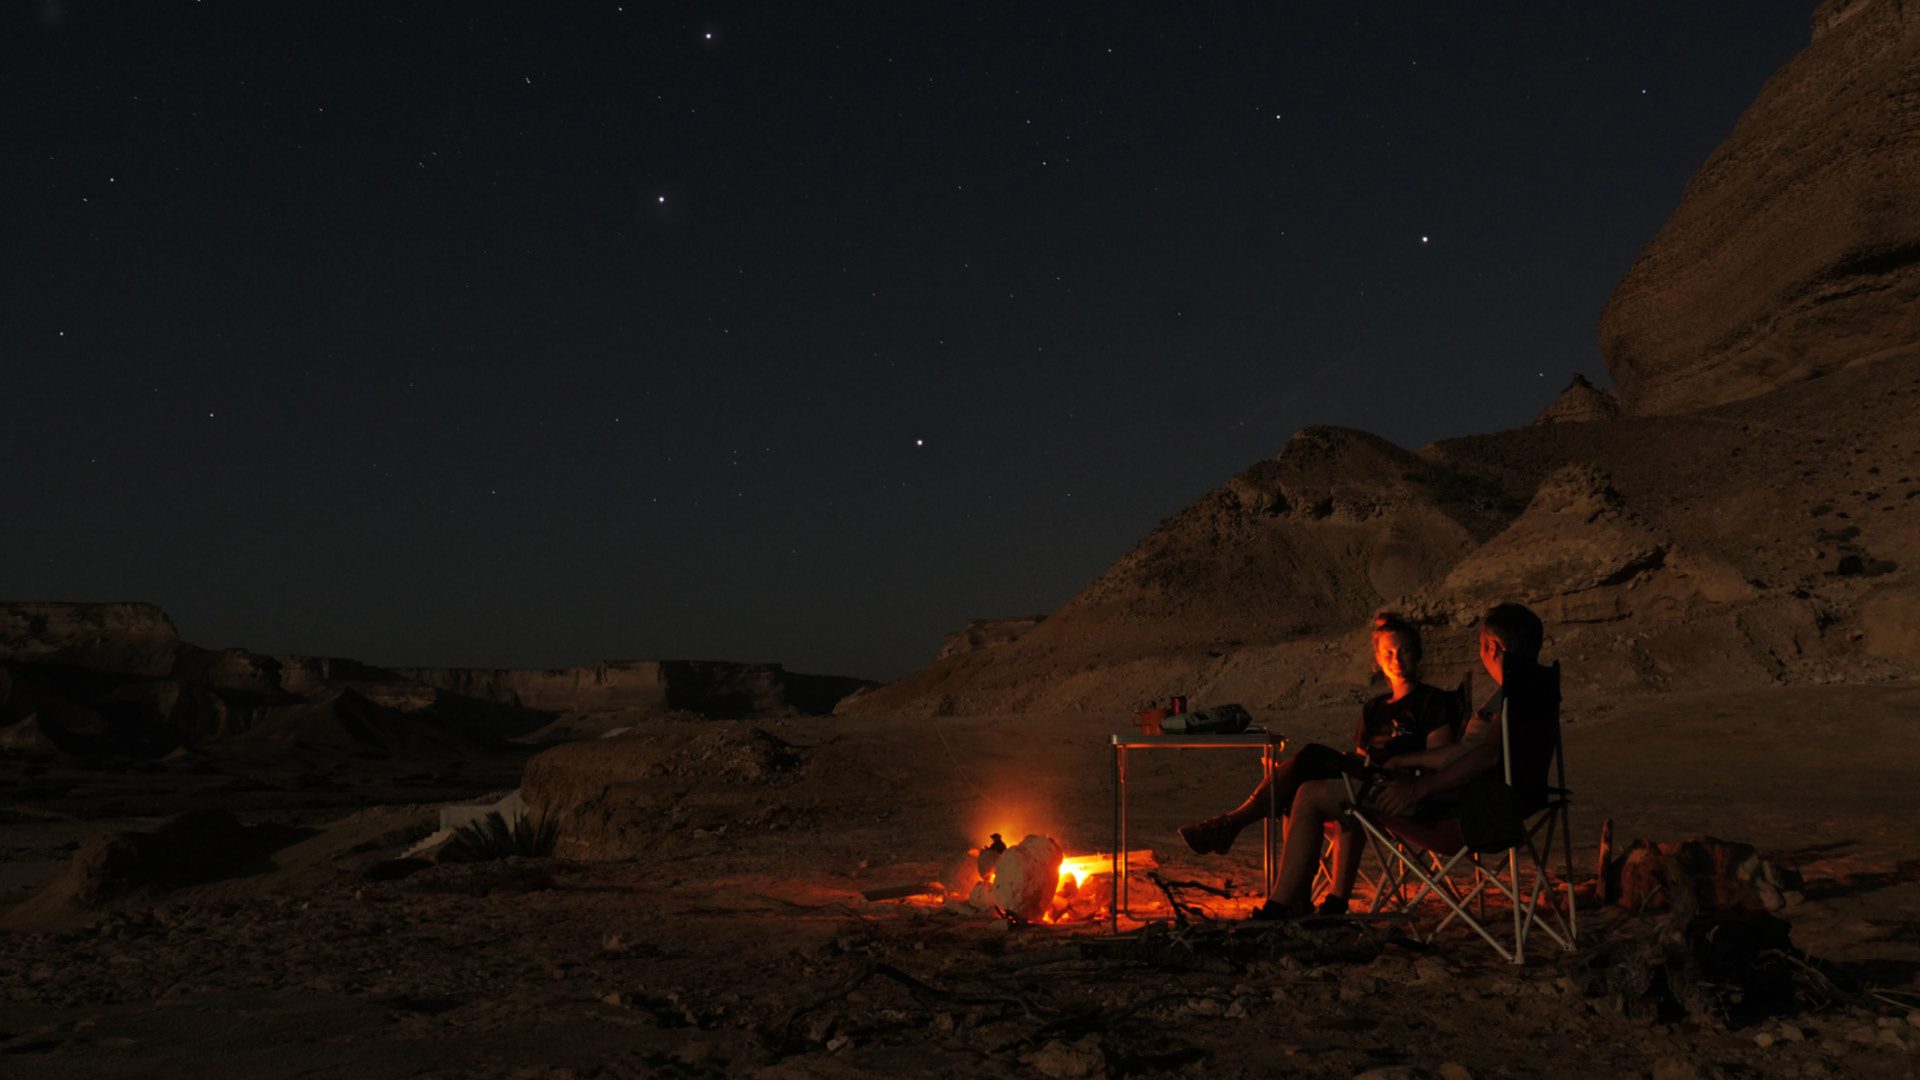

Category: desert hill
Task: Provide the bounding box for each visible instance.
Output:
[1599,0,1920,413]
[845,354,1919,718]
[845,0,1920,719]
[0,602,872,763]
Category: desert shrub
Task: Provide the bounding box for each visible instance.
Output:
[452,810,558,861]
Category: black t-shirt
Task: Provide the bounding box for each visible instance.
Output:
[1353,682,1465,764]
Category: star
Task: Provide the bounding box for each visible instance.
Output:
[657,195,666,203]
[915,438,925,447]
[1421,235,1430,243]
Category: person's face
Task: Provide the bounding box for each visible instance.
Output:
[1479,629,1507,685]
[1373,631,1416,684]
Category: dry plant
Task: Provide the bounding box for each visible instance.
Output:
[452,811,558,861]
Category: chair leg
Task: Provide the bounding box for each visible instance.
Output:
[1561,803,1578,944]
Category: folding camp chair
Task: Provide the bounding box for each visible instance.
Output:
[1342,662,1576,963]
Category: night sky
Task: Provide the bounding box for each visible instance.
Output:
[7,2,1815,680]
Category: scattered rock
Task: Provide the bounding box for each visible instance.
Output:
[1650,1058,1703,1080]
[1025,1035,1106,1079]
[1605,836,1804,913]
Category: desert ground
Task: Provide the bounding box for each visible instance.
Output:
[8,4,1920,1075]
[4,683,1919,1079]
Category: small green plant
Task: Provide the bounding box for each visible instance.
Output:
[452,810,559,860]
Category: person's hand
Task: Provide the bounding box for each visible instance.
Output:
[1374,777,1426,817]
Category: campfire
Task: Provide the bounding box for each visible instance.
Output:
[941,833,1157,925]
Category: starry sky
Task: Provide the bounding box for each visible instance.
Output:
[6,1,1816,680]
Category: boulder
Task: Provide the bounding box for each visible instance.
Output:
[1599,0,1920,413]
[990,834,1064,922]
[6,810,277,922]
[1604,836,1805,913]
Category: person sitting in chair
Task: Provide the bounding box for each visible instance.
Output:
[1178,611,1464,915]
[1252,602,1547,920]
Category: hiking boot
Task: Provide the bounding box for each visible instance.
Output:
[1177,814,1242,855]
[1314,894,1350,917]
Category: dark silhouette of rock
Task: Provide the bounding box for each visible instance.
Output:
[1599,0,1920,414]
[54,810,274,908]
[398,660,869,719]
[0,602,870,761]
[0,601,182,676]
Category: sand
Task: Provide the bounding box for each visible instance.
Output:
[4,683,1918,1078]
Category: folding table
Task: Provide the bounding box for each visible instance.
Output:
[1109,729,1288,929]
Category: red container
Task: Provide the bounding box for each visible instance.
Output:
[1169,695,1188,715]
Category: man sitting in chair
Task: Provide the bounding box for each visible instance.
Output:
[1252,602,1548,920]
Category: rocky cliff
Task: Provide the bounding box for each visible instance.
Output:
[1599,0,1920,414]
[845,353,1920,718]
[398,661,869,720]
[0,603,871,760]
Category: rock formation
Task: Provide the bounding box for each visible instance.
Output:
[1533,374,1622,425]
[937,616,1046,660]
[0,603,872,761]
[523,723,806,860]
[1599,0,1920,414]
[845,350,1920,716]
[398,660,867,719]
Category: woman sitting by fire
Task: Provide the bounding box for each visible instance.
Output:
[1176,611,1463,916]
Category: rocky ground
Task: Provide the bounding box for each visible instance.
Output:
[4,683,1919,1078]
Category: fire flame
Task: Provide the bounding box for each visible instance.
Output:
[981,852,1111,891]
[1057,854,1111,890]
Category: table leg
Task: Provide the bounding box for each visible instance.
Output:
[1118,746,1129,920]
[1110,743,1120,931]
[1259,745,1274,895]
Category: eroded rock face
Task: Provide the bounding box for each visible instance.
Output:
[0,602,182,677]
[1599,0,1920,414]
[398,661,869,719]
[938,616,1046,660]
[1422,464,1753,629]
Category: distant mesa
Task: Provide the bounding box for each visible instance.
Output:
[0,602,873,763]
[1599,0,1920,414]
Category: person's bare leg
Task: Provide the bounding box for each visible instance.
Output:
[1267,779,1343,913]
[1180,744,1339,855]
[1322,816,1362,913]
